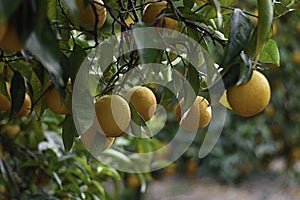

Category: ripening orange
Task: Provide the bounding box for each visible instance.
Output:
[227,70,271,117]
[143,1,177,30]
[44,84,70,115]
[126,86,157,122]
[95,95,131,137]
[175,96,212,131]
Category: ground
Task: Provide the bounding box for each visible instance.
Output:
[143,172,300,200]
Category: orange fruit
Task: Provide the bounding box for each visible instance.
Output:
[72,0,107,29]
[227,70,271,117]
[0,22,8,42]
[143,1,177,30]
[0,23,23,51]
[81,119,115,152]
[0,82,11,111]
[95,95,131,137]
[44,84,70,115]
[175,96,212,131]
[126,86,157,122]
[15,93,32,118]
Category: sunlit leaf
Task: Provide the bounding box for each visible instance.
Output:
[0,76,10,100]
[255,0,273,63]
[259,39,280,67]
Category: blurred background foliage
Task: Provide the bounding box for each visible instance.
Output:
[0,0,300,199]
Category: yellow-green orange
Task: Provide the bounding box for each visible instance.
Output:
[0,22,8,42]
[15,93,32,118]
[175,96,212,131]
[219,91,232,110]
[45,84,70,115]
[143,1,177,30]
[0,23,23,51]
[227,70,271,117]
[0,82,11,111]
[81,119,115,152]
[127,86,157,122]
[95,95,131,137]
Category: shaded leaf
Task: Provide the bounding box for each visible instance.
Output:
[62,114,77,152]
[0,0,21,23]
[184,64,199,111]
[236,52,253,85]
[70,43,87,82]
[183,0,195,9]
[222,9,253,69]
[159,81,175,108]
[10,71,26,118]
[129,103,152,138]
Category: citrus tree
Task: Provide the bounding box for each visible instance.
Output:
[0,0,299,199]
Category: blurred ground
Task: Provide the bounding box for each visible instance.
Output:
[142,172,300,200]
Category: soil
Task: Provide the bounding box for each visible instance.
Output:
[142,172,300,200]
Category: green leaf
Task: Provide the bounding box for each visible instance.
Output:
[236,52,253,85]
[255,0,273,62]
[133,23,164,64]
[177,7,206,23]
[210,0,222,28]
[98,42,114,72]
[129,103,142,137]
[70,44,87,82]
[259,39,280,67]
[10,71,26,118]
[159,82,175,108]
[184,64,199,111]
[26,1,64,91]
[62,114,77,152]
[222,9,253,69]
[0,0,21,23]
[183,0,195,9]
[129,103,152,138]
[0,76,10,100]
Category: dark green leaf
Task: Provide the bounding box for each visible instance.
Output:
[62,114,77,152]
[159,81,175,108]
[177,7,206,23]
[222,9,253,69]
[259,39,280,67]
[70,44,87,82]
[129,103,152,138]
[183,0,195,10]
[26,1,64,92]
[0,0,21,23]
[221,64,240,90]
[179,65,200,112]
[236,52,253,85]
[10,71,26,118]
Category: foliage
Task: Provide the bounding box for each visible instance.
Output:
[0,0,299,199]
